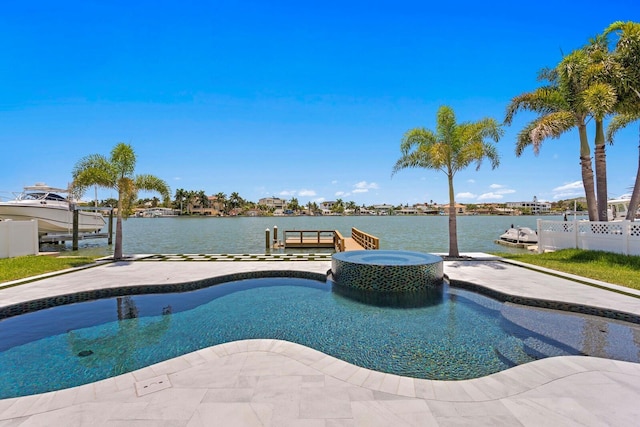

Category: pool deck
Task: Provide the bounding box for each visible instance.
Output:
[1,253,640,426]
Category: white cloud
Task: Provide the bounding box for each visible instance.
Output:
[335,191,350,197]
[489,183,503,189]
[173,177,182,181]
[331,180,338,185]
[298,189,316,197]
[279,190,296,197]
[352,181,379,193]
[552,181,584,200]
[553,181,583,192]
[478,192,505,201]
[553,191,582,200]
[457,192,477,199]
[467,179,475,184]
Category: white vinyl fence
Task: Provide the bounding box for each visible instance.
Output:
[0,219,39,258]
[537,219,640,256]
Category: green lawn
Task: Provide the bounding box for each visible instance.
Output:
[0,255,98,284]
[495,249,640,290]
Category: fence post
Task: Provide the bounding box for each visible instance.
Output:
[623,222,629,255]
[574,219,579,249]
[536,219,543,253]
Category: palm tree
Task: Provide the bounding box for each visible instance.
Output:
[288,197,300,213]
[576,36,621,221]
[184,190,196,215]
[605,21,640,220]
[505,61,599,221]
[72,143,170,260]
[228,192,242,213]
[393,106,502,257]
[196,190,209,214]
[214,192,227,215]
[331,199,345,214]
[174,188,187,214]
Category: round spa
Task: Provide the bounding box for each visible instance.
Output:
[331,250,443,293]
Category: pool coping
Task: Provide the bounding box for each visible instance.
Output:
[2,254,640,425]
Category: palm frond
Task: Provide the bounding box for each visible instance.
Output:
[606,113,640,143]
[529,111,576,148]
[504,87,565,125]
[135,174,171,203]
[71,154,117,197]
[582,82,618,119]
[110,143,137,179]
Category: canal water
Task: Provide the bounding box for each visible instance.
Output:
[52,214,561,256]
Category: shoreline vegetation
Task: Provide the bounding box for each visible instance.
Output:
[1,249,638,292]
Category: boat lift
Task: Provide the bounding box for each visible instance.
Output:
[39,207,114,251]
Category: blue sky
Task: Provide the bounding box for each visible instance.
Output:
[1,1,638,206]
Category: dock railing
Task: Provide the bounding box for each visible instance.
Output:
[334,227,379,252]
[283,230,335,248]
[334,230,347,252]
[351,227,380,250]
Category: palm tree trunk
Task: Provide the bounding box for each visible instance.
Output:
[114,193,124,260]
[594,119,608,221]
[579,124,598,221]
[627,136,640,221]
[447,173,459,258]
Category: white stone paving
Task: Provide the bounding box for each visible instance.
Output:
[1,255,640,426]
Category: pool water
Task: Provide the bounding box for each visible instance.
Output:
[1,277,640,399]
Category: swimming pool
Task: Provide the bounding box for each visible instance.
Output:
[1,276,640,399]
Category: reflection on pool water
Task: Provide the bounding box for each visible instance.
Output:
[1,277,640,399]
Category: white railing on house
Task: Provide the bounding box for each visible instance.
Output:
[537,219,640,256]
[0,219,39,258]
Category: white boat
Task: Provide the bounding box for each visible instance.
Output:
[607,195,639,221]
[499,226,538,244]
[0,183,106,235]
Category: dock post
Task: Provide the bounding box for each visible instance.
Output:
[265,228,270,250]
[108,209,113,245]
[72,209,79,251]
[273,226,278,245]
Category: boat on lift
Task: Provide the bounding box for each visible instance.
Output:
[0,183,106,235]
[607,195,640,221]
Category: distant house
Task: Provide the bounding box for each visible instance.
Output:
[442,203,467,215]
[373,204,394,215]
[506,196,551,214]
[320,201,336,211]
[259,197,287,215]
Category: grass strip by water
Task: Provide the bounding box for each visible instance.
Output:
[0,255,98,284]
[496,249,640,290]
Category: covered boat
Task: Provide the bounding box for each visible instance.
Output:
[499,226,538,244]
[0,183,106,235]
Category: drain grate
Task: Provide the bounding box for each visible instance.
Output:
[134,374,172,397]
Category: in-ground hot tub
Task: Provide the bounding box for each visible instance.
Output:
[331,250,444,293]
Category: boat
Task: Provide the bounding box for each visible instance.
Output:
[607,195,640,221]
[0,183,106,235]
[499,226,538,244]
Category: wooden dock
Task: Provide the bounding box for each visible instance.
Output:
[493,239,537,250]
[278,228,380,251]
